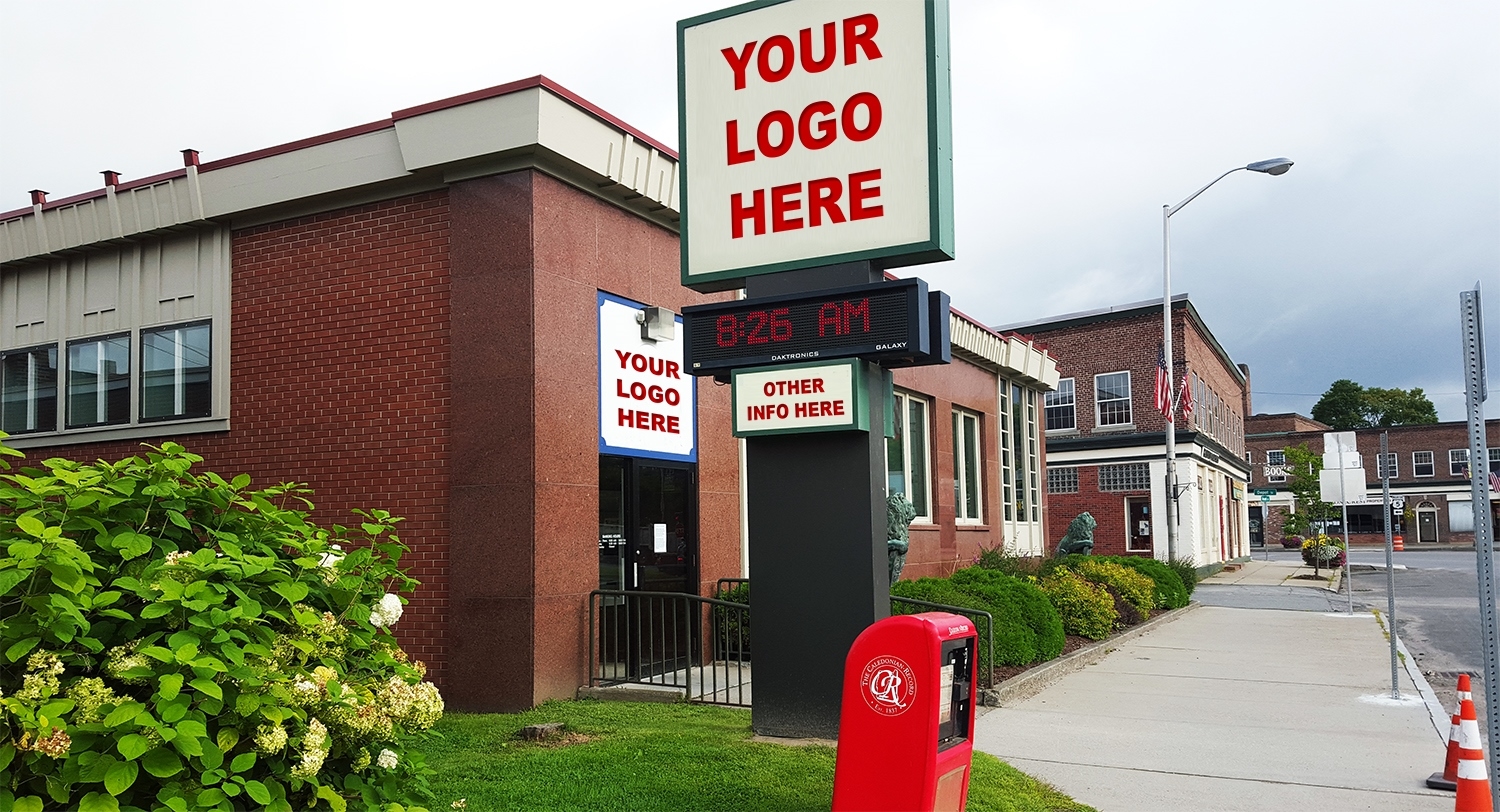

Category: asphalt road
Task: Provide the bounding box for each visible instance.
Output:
[1228,546,1500,745]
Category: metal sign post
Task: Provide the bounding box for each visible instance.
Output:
[1459,285,1497,810]
[1260,494,1272,560]
[1381,432,1400,699]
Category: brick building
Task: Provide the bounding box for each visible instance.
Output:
[999,295,1250,566]
[1246,414,1500,545]
[0,77,1055,711]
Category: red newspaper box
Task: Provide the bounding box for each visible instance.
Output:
[832,612,977,812]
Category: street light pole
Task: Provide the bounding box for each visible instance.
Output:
[1162,158,1293,564]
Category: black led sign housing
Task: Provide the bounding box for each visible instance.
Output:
[682,278,932,375]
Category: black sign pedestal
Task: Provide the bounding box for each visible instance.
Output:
[744,263,891,739]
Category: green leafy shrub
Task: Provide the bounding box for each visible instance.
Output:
[1067,559,1154,621]
[948,568,1064,661]
[1038,570,1116,640]
[972,544,1045,579]
[889,578,1021,670]
[1099,557,1189,610]
[0,441,439,812]
[1166,557,1199,597]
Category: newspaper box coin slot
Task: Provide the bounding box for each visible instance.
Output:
[832,612,977,812]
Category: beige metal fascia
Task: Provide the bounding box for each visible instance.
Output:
[948,313,1058,390]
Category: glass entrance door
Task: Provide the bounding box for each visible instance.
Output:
[598,456,697,679]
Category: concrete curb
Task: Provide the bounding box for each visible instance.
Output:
[982,602,1203,709]
[1395,631,1449,742]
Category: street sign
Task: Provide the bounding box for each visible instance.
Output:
[682,277,934,374]
[1253,488,1277,497]
[677,0,954,291]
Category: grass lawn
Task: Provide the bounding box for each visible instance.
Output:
[421,700,1093,811]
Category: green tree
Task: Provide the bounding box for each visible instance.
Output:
[1282,443,1336,574]
[1311,379,1438,429]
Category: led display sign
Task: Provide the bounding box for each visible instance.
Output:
[682,278,930,374]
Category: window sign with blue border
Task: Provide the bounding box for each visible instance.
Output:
[678,0,954,292]
[598,292,697,462]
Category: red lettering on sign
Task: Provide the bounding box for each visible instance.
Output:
[798,101,837,150]
[721,42,755,90]
[729,171,881,239]
[842,92,882,142]
[726,120,755,165]
[770,183,803,232]
[849,169,883,220]
[731,189,766,238]
[721,14,883,91]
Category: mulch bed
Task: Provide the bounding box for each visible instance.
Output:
[991,635,1094,684]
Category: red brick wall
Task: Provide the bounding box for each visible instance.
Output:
[1245,419,1500,545]
[893,358,1006,578]
[1044,466,1148,557]
[16,192,455,679]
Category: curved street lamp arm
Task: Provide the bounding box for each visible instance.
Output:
[1167,166,1247,217]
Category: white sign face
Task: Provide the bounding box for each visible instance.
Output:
[598,293,696,461]
[732,360,864,436]
[679,0,952,290]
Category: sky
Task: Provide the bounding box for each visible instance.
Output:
[2,0,1496,419]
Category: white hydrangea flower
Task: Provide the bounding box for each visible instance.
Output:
[369,593,404,629]
[377,748,398,769]
[318,544,344,569]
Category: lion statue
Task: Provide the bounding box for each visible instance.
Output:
[887,492,917,583]
[1054,512,1097,557]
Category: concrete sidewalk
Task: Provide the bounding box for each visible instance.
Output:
[1202,557,1342,591]
[973,604,1448,811]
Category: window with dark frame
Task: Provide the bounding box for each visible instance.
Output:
[1,345,59,435]
[66,334,131,428]
[1266,449,1287,483]
[1095,371,1132,427]
[141,322,212,422]
[1413,451,1435,477]
[1377,452,1398,480]
[1450,449,1470,477]
[1045,378,1075,431]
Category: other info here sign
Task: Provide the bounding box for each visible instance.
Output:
[678,0,954,291]
[732,359,868,437]
[599,293,697,462]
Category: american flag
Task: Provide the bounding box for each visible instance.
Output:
[1179,374,1194,422]
[1155,345,1174,422]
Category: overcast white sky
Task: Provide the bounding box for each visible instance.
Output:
[2,0,1496,419]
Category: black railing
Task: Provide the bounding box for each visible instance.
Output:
[588,589,751,707]
[890,596,997,690]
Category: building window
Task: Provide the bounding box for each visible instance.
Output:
[1045,378,1075,431]
[1450,449,1470,477]
[1010,383,1028,521]
[1,345,59,435]
[1048,466,1078,494]
[1099,463,1151,492]
[66,334,131,428]
[1413,451,1435,478]
[1095,371,1132,427]
[141,322,212,421]
[887,391,932,521]
[1490,448,1500,475]
[1266,450,1287,483]
[1026,390,1040,522]
[952,410,983,524]
[1000,382,1013,521]
[1377,452,1398,480]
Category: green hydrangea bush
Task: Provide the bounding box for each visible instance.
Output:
[0,440,440,812]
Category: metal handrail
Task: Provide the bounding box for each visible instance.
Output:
[588,589,752,707]
[890,596,997,690]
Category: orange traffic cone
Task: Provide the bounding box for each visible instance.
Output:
[1431,676,1474,791]
[1455,697,1493,812]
